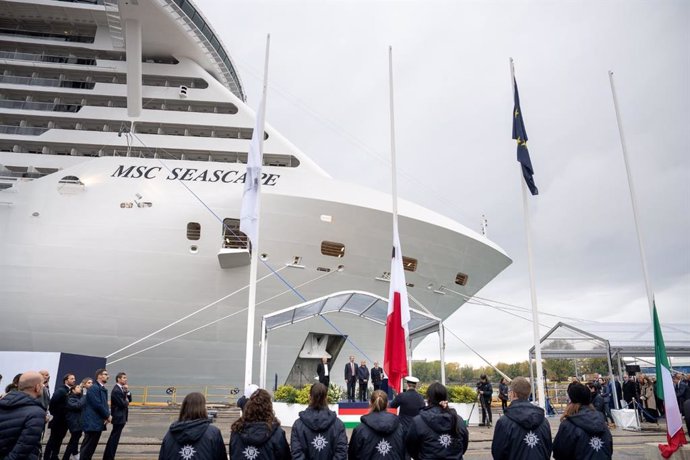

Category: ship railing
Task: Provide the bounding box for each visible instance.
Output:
[0,99,81,112]
[0,75,95,89]
[0,125,49,136]
[126,385,241,407]
[0,50,96,66]
[0,28,95,44]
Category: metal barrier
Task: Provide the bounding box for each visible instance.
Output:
[127,385,241,407]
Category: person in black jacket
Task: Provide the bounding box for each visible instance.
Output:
[622,374,638,409]
[390,376,426,437]
[405,382,469,460]
[316,357,331,388]
[348,390,404,460]
[498,378,509,414]
[159,392,227,460]
[291,383,347,460]
[103,372,131,460]
[0,371,47,460]
[371,362,383,391]
[63,378,91,460]
[344,356,359,402]
[44,373,75,460]
[357,361,370,402]
[477,374,493,427]
[230,388,290,460]
[553,383,613,460]
[237,384,259,412]
[587,382,605,414]
[491,377,552,460]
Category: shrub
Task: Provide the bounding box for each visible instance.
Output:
[274,385,298,403]
[448,385,477,403]
[296,384,312,405]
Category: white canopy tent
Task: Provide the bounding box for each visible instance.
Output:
[259,290,444,388]
[529,321,690,408]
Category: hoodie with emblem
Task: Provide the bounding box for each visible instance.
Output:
[491,400,552,460]
[290,407,347,460]
[158,419,227,460]
[553,406,613,460]
[348,410,405,460]
[405,405,469,460]
[230,420,290,460]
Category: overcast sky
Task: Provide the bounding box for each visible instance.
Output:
[197,0,689,367]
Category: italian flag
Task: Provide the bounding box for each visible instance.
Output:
[653,301,688,458]
[383,221,410,394]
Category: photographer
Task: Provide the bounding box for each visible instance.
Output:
[477,375,493,427]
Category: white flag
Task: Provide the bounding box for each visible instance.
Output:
[240,96,265,247]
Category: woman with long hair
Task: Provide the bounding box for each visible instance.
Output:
[158,392,227,460]
[291,383,347,460]
[498,377,509,413]
[553,383,612,459]
[63,377,91,460]
[230,388,290,459]
[348,390,404,459]
[638,374,658,421]
[405,382,469,459]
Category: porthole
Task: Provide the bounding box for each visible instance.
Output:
[455,272,468,286]
[321,241,345,258]
[187,222,201,240]
[402,256,418,272]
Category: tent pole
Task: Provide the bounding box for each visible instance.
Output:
[439,323,446,385]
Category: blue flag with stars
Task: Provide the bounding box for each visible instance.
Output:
[512,78,539,195]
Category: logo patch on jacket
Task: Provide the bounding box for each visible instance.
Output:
[589,436,604,451]
[376,439,392,456]
[243,445,260,460]
[179,445,196,460]
[438,433,452,448]
[312,434,329,451]
[524,431,540,448]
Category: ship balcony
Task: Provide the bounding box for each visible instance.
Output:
[0,75,95,90]
[0,50,96,66]
[0,99,81,113]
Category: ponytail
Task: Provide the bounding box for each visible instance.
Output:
[369,390,388,412]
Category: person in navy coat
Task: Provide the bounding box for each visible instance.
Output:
[79,369,111,460]
[44,373,75,460]
[103,372,131,460]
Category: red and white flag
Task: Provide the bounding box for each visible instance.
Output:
[383,221,410,394]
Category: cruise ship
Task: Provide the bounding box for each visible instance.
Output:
[0,0,512,387]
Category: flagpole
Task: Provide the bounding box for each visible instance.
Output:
[244,34,270,388]
[607,71,655,314]
[388,46,409,388]
[510,58,545,410]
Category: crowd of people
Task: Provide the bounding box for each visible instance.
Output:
[0,369,131,460]
[2,367,690,460]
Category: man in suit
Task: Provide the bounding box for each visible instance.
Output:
[370,361,383,391]
[80,369,111,460]
[103,372,131,460]
[38,370,51,410]
[43,373,75,460]
[344,355,358,402]
[357,360,369,402]
[316,356,330,388]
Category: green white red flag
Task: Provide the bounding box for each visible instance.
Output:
[653,301,687,458]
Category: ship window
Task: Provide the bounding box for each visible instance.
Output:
[402,256,418,272]
[187,222,201,240]
[222,218,248,249]
[455,272,468,286]
[58,175,82,185]
[321,241,345,258]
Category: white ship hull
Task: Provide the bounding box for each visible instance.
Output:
[0,0,511,386]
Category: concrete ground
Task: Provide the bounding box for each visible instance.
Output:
[48,406,687,459]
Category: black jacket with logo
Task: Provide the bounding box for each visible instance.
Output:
[348,410,405,460]
[290,407,347,460]
[405,405,468,460]
[553,407,613,460]
[491,400,552,460]
[230,420,290,460]
[158,419,227,460]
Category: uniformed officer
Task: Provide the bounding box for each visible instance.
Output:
[389,376,426,436]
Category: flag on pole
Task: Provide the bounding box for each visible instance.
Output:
[240,96,266,247]
[383,222,410,394]
[512,78,539,195]
[653,301,688,458]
